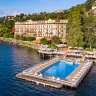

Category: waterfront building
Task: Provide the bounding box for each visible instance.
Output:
[15,19,68,39]
[54,10,64,13]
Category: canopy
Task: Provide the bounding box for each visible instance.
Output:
[32,38,51,44]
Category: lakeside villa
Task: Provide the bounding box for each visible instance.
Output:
[15,19,68,40]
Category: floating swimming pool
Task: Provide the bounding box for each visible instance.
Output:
[39,61,80,78]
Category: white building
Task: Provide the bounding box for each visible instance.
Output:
[15,19,68,39]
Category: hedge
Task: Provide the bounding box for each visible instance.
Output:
[3,33,9,38]
[26,37,36,41]
[9,34,14,38]
[48,43,58,49]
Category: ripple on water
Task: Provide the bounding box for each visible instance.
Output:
[0,42,96,96]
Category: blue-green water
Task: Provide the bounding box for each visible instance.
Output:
[40,61,80,78]
[0,42,96,96]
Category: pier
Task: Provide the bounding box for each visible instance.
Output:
[38,49,96,59]
[16,56,93,89]
[16,72,63,88]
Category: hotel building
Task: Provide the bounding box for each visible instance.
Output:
[15,19,68,39]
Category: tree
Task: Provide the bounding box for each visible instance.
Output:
[85,29,96,49]
[0,26,9,36]
[67,5,85,47]
[52,36,60,44]
[19,13,24,19]
[15,35,21,40]
[85,0,96,11]
[26,37,36,41]
[48,43,58,49]
[3,33,9,38]
[21,36,26,41]
[84,14,96,49]
[9,34,14,38]
[40,38,48,44]
[7,20,15,29]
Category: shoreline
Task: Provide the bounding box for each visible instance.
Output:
[0,37,38,50]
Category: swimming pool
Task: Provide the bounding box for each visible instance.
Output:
[39,61,80,78]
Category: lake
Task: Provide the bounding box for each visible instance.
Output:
[0,42,96,96]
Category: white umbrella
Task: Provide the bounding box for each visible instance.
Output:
[57,77,60,81]
[39,74,42,77]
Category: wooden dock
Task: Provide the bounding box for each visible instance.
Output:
[16,72,63,89]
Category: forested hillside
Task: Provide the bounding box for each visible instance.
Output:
[0,0,96,49]
[85,0,96,11]
[67,1,96,48]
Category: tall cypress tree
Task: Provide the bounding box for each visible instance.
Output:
[67,5,85,47]
[84,13,96,49]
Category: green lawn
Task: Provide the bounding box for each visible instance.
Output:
[85,48,93,52]
[19,42,36,47]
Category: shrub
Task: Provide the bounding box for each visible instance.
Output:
[15,35,21,40]
[26,37,36,41]
[0,33,3,37]
[3,33,9,38]
[52,36,60,44]
[48,43,58,49]
[85,48,93,52]
[21,36,26,41]
[9,34,14,38]
[40,38,48,44]
[92,44,96,49]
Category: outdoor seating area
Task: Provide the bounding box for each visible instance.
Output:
[68,47,84,52]
[70,62,92,83]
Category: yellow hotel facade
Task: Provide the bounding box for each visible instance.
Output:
[15,19,68,39]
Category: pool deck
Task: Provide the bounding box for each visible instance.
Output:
[16,57,93,89]
[66,62,85,80]
[16,72,63,88]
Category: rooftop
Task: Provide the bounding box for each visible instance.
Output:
[15,19,68,25]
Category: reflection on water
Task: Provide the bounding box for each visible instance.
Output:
[0,42,96,96]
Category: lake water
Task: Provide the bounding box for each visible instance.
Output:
[40,61,80,78]
[0,42,96,96]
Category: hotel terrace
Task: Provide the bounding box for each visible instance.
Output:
[15,19,68,40]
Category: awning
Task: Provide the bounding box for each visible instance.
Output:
[32,38,51,44]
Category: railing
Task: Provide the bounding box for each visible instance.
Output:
[38,50,65,55]
[23,57,57,73]
[38,50,96,59]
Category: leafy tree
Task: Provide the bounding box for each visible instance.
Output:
[52,35,60,44]
[0,17,4,25]
[21,36,26,41]
[0,33,2,37]
[67,5,85,47]
[19,13,24,19]
[48,43,58,49]
[9,34,14,38]
[26,37,36,41]
[85,0,96,11]
[84,14,96,49]
[7,20,15,29]
[40,38,48,44]
[15,35,21,40]
[3,33,9,38]
[0,26,9,36]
